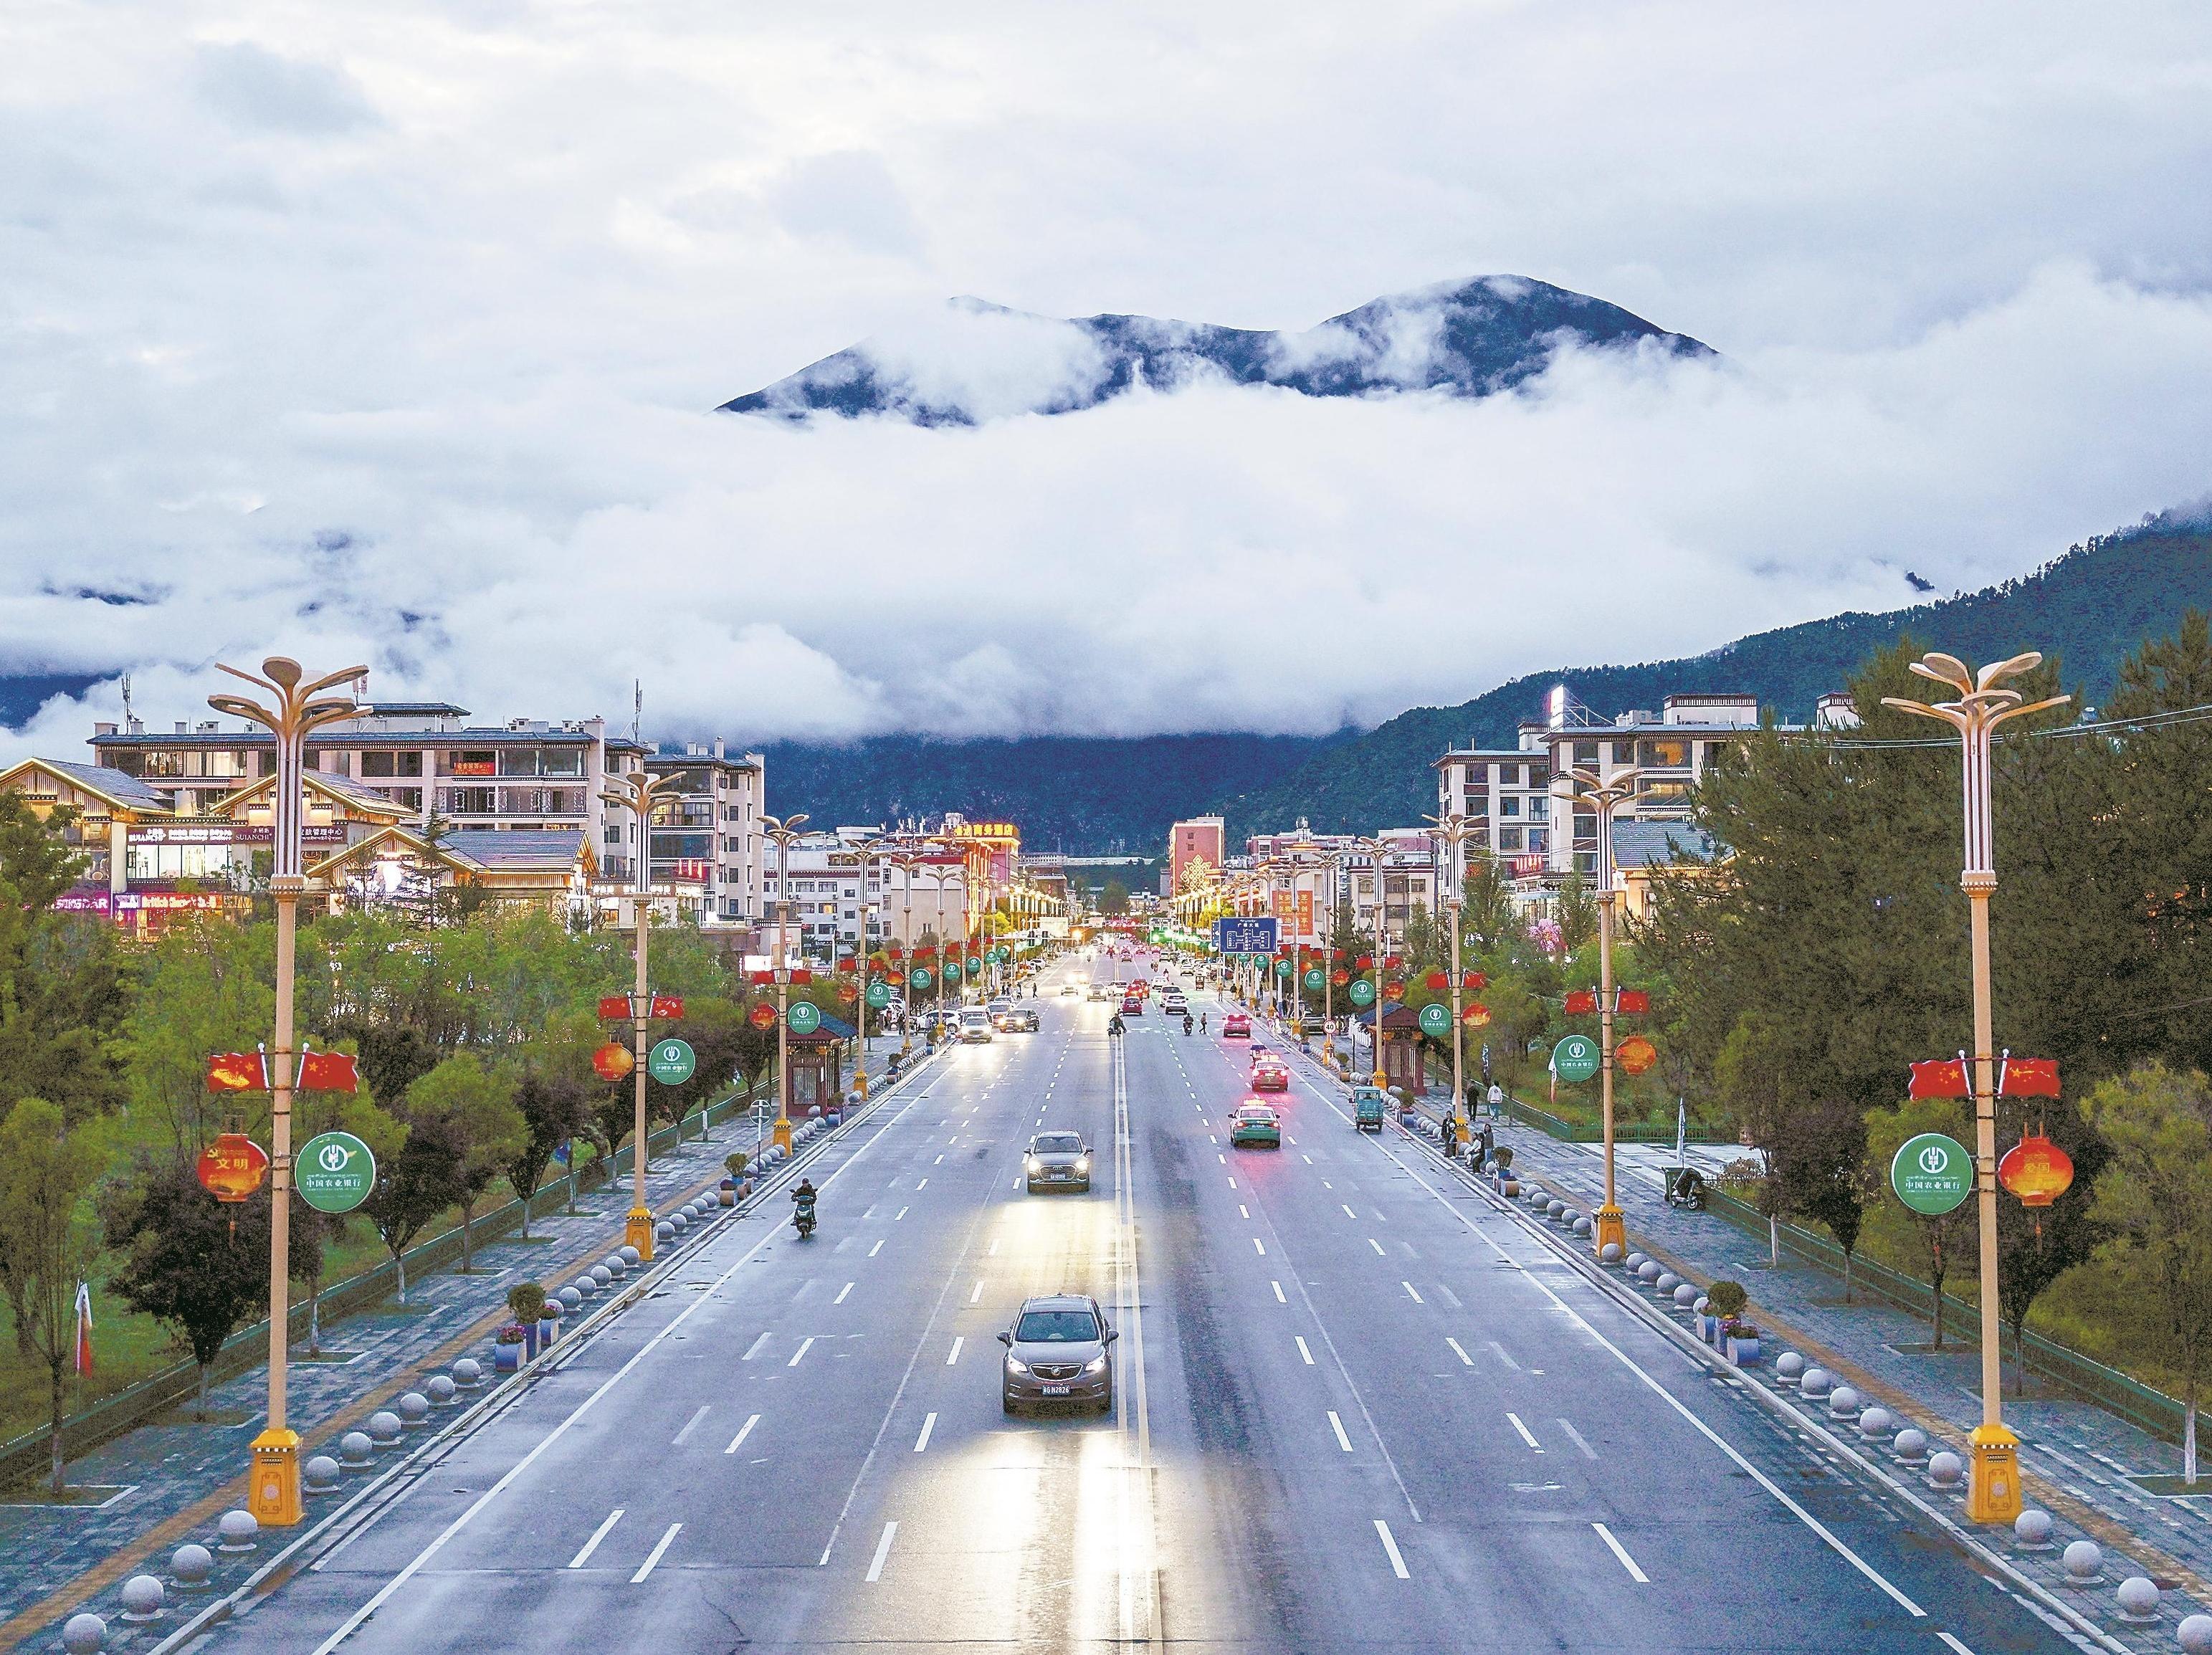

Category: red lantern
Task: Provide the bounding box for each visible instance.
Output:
[1617,1034,1659,1076]
[1383,980,1406,1003]
[1462,1003,1491,1029]
[591,1042,634,1082]
[748,1003,778,1030]
[885,968,905,986]
[1424,970,1448,992]
[1998,1134,2075,1208]
[836,981,859,1003]
[196,1132,270,1203]
[1330,968,1350,986]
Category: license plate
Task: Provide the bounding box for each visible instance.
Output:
[1042,1384,1070,1396]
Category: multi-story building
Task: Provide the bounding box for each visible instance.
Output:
[1431,732,1557,897]
[758,831,971,963]
[626,741,765,930]
[1168,815,1224,895]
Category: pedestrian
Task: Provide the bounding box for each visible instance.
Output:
[1474,1120,1494,1173]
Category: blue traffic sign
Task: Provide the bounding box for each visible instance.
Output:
[1214,916,1278,955]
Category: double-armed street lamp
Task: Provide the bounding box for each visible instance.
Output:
[598,763,682,1261]
[210,657,368,1526]
[1563,764,1642,1263]
[1425,810,1485,1151]
[1348,836,1391,1089]
[763,814,811,1122]
[1884,652,2069,1525]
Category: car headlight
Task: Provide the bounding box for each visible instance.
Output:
[1026,1157,1041,1173]
[1074,1157,1090,1172]
[1005,1357,1030,1375]
[1082,1354,1107,1375]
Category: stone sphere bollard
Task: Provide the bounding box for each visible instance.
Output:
[171,1543,214,1590]
[2061,1539,2103,1585]
[573,1276,598,1299]
[1927,1450,1964,1487]
[2178,1612,2212,1654]
[1626,1252,1649,1272]
[120,1574,166,1622]
[398,1392,430,1426]
[590,1264,613,1287]
[2116,1576,2160,1621]
[427,1374,457,1407]
[1800,1367,1832,1400]
[558,1287,583,1312]
[339,1431,375,1470]
[1573,1216,1593,1237]
[1856,1406,1893,1439]
[2013,1508,2053,1550]
[368,1410,404,1447]
[1894,1427,1929,1465]
[1654,1272,1681,1295]
[1545,1200,1565,1219]
[1674,1283,1699,1308]
[304,1454,342,1494]
[1828,1385,1861,1419]
[61,1612,106,1654]
[217,1509,259,1553]
[670,1213,689,1233]
[654,1221,673,1243]
[1601,1241,1621,1262]
[619,1245,641,1267]
[1637,1261,1663,1284]
[454,1357,485,1388]
[1775,1351,1804,1385]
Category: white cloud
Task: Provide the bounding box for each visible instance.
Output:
[1,1,2209,758]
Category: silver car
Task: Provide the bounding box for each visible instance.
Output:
[1024,1130,1091,1193]
[999,1294,1115,1414]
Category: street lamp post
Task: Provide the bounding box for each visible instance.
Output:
[599,764,681,1261]
[209,656,369,1526]
[1564,765,1642,1263]
[1884,652,2069,1525]
[1426,811,1483,1151]
[1349,836,1389,1089]
[763,814,811,1125]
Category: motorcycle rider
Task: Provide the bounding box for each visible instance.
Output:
[1108,1011,1125,1038]
[791,1177,819,1234]
[1183,1012,1194,1036]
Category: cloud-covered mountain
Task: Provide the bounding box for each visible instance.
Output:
[719,276,1714,425]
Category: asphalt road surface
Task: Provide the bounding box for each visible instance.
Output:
[200,960,2089,1654]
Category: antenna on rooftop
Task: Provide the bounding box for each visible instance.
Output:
[633,680,643,748]
[120,674,134,729]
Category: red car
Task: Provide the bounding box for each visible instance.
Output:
[1222,1013,1251,1039]
[1252,1060,1289,1092]
[1121,993,1144,1016]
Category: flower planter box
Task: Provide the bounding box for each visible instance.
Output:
[522,1323,540,1360]
[1726,1335,1763,1367]
[494,1342,522,1374]
[1697,1314,1720,1344]
[538,1315,559,1348]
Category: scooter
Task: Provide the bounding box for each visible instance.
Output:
[793,1199,818,1239]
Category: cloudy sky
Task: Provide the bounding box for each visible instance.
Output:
[6,1,2211,750]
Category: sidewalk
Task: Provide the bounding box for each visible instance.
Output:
[1472,1104,2212,1649]
[0,1064,917,1650]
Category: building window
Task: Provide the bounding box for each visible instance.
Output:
[543,750,584,778]
[1572,740,1598,766]
[447,750,497,778]
[205,750,254,778]
[1498,827,1523,852]
[1530,766,1550,788]
[141,750,187,778]
[1527,796,1548,820]
[500,750,543,777]
[1527,829,1548,854]
[1499,796,1520,817]
[362,750,424,778]
[1638,738,1689,769]
[385,788,424,811]
[442,786,497,814]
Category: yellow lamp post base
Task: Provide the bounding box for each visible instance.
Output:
[1593,1205,1627,1260]
[625,1207,656,1261]
[248,1428,302,1525]
[773,1118,793,1154]
[855,1069,870,1100]
[1370,1070,1388,1089]
[1967,1422,2023,1523]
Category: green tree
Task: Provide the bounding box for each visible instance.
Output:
[1458,855,1516,953]
[1098,880,1130,916]
[0,796,125,1127]
[1554,870,1598,956]
[1862,1097,1976,1346]
[2082,1062,2212,1481]
[363,1110,462,1302]
[1778,1097,1870,1301]
[0,1099,104,1492]
[507,1011,596,1234]
[406,1054,525,1273]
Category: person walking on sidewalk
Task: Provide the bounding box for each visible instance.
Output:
[1473,1120,1494,1174]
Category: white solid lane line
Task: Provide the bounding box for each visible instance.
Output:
[724,1413,761,1454]
[866,1521,900,1581]
[1556,1418,1598,1459]
[915,1411,938,1451]
[1446,1337,1474,1367]
[671,1404,710,1446]
[788,1337,816,1368]
[947,1335,964,1365]
[834,1282,854,1305]
[631,1522,682,1584]
[568,1509,623,1569]
[1592,1522,1648,1583]
[1507,1412,1543,1451]
[1374,1520,1411,1579]
[1295,1336,1315,1365]
[1328,1411,1354,1452]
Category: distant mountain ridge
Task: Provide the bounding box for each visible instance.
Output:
[719,276,1712,426]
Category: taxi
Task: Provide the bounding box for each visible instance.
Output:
[1229,1103,1282,1148]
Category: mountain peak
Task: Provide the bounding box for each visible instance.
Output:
[718,275,1714,426]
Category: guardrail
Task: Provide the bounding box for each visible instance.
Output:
[1694,1184,2191,1446]
[0,1086,774,1492]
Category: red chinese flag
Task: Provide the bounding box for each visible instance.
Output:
[788,970,812,986]
[2001,1058,2061,1098]
[1424,970,1449,992]
[750,970,775,986]
[205,1051,268,1093]
[1385,955,1403,970]
[1910,1059,1971,1099]
[1616,989,1651,1015]
[649,995,685,1020]
[1563,991,1598,1016]
[1462,971,1488,991]
[597,995,630,1021]
[297,1051,359,1093]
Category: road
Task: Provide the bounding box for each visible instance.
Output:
[201,959,2089,1654]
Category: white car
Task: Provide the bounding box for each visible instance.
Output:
[959,1008,994,1044]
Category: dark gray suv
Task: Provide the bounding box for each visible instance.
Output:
[1024,1131,1091,1193]
[999,1294,1115,1415]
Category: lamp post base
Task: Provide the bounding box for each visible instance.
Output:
[854,1069,869,1100]
[625,1207,656,1260]
[248,1428,302,1525]
[1967,1423,2023,1523]
[1370,1070,1388,1089]
[1593,1205,1626,1260]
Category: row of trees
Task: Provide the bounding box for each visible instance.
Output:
[1636,617,2212,1455]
